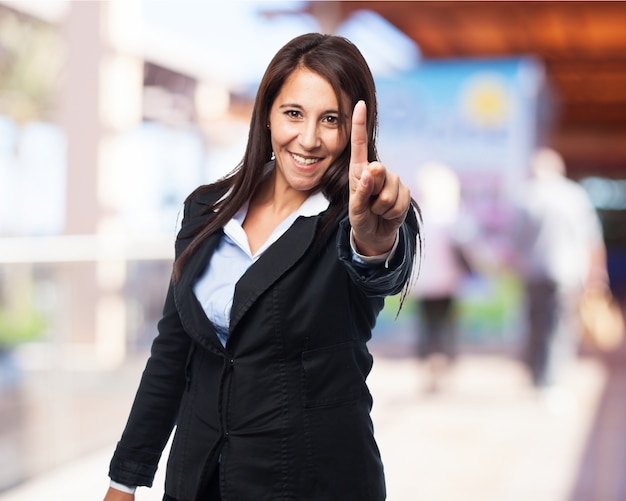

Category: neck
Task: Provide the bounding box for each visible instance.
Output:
[252,174,310,216]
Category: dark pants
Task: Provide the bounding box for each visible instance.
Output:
[417,296,456,359]
[163,470,221,501]
[524,280,581,387]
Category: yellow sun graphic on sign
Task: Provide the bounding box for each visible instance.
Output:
[460,73,509,128]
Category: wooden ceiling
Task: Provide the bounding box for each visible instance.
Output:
[315,1,626,179]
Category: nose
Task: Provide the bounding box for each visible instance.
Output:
[299,120,321,150]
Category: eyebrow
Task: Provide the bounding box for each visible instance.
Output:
[278,103,340,115]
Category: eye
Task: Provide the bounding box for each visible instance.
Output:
[285,110,302,119]
[322,115,339,125]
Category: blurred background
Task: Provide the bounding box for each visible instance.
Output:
[0,1,625,500]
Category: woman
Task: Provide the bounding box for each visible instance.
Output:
[104,33,421,501]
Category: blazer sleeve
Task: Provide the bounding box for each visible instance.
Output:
[337,206,420,298]
[108,202,194,487]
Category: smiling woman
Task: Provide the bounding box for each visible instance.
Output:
[267,68,348,198]
[103,33,421,501]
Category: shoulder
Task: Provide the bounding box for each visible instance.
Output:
[185,184,228,206]
[183,184,229,218]
[174,185,228,245]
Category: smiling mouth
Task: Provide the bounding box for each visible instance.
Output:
[291,153,321,166]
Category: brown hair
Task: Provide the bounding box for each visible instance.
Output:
[174,33,399,280]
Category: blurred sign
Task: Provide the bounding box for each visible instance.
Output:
[376,57,545,232]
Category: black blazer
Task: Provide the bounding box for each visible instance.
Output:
[109,188,419,501]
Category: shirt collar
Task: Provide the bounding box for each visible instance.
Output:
[232,191,330,224]
[297,191,330,217]
[224,191,330,258]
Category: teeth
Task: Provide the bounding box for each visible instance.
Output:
[292,153,319,165]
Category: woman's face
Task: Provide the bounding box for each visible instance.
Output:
[268,67,349,197]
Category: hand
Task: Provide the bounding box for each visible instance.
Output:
[103,486,135,501]
[349,100,411,256]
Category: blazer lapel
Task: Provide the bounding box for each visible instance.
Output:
[229,214,320,334]
[173,229,226,353]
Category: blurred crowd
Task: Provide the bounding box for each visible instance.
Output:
[408,147,624,413]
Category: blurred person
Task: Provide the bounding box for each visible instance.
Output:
[102,33,421,501]
[510,147,608,410]
[411,162,472,393]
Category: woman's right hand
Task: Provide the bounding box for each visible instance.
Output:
[103,486,135,501]
[348,100,411,256]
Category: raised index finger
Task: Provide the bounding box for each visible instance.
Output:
[350,100,368,176]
